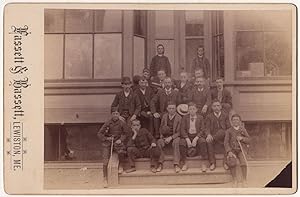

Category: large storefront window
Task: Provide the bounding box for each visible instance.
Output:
[44,9,123,81]
[234,10,292,79]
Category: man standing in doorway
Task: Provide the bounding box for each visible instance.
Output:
[191,46,210,79]
[150,44,172,77]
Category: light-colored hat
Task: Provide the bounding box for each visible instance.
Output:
[177,104,189,116]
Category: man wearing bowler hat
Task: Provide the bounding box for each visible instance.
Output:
[111,77,141,123]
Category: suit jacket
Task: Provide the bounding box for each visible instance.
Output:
[150,88,180,114]
[205,111,231,136]
[180,114,205,138]
[211,88,232,108]
[150,55,171,77]
[111,90,141,116]
[191,56,210,78]
[97,119,128,143]
[159,113,182,139]
[224,126,251,153]
[134,87,154,112]
[188,87,212,110]
[127,128,156,149]
[174,80,193,104]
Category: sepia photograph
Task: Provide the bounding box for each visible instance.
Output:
[3,2,296,195]
[43,5,294,190]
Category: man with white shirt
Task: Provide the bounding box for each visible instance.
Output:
[150,77,180,139]
[188,76,212,116]
[179,102,208,172]
[157,101,182,173]
[150,44,172,77]
[205,99,231,171]
[134,76,154,135]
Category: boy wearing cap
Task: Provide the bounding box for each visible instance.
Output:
[111,77,141,123]
[211,78,232,113]
[97,107,128,187]
[126,119,161,173]
[157,101,182,173]
[179,102,208,172]
[188,77,212,116]
[134,76,154,134]
[205,99,231,171]
[174,71,193,104]
[150,77,180,139]
[224,114,250,187]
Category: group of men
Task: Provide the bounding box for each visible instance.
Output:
[98,44,251,188]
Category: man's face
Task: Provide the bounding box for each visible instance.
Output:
[158,71,166,81]
[232,117,241,127]
[122,83,132,91]
[131,121,141,131]
[111,111,120,121]
[195,77,205,88]
[143,71,150,79]
[188,106,198,116]
[197,47,204,56]
[180,73,188,82]
[195,69,204,78]
[212,102,222,113]
[164,78,172,89]
[139,80,147,89]
[167,104,176,115]
[157,46,164,55]
[216,79,224,89]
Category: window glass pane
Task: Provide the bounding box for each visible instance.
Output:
[263,10,292,31]
[155,11,174,38]
[44,9,64,33]
[65,9,93,33]
[134,10,147,36]
[155,40,175,75]
[185,11,204,36]
[94,34,122,79]
[65,34,93,79]
[236,32,264,77]
[44,34,64,79]
[264,32,292,76]
[133,36,145,75]
[218,11,224,34]
[185,39,204,73]
[234,11,263,30]
[94,10,122,32]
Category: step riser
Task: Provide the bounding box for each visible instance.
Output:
[132,159,224,170]
[119,174,232,185]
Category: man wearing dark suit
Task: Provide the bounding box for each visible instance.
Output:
[211,78,232,113]
[149,69,167,94]
[150,77,180,139]
[174,71,193,104]
[191,47,210,79]
[157,101,182,173]
[111,77,141,123]
[179,102,208,172]
[205,99,231,171]
[134,76,155,135]
[150,44,172,77]
[188,76,212,116]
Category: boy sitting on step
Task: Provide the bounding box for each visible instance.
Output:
[126,119,161,173]
[224,114,251,187]
[157,101,182,173]
[179,102,208,172]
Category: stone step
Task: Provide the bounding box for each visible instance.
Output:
[124,154,225,170]
[119,167,232,185]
